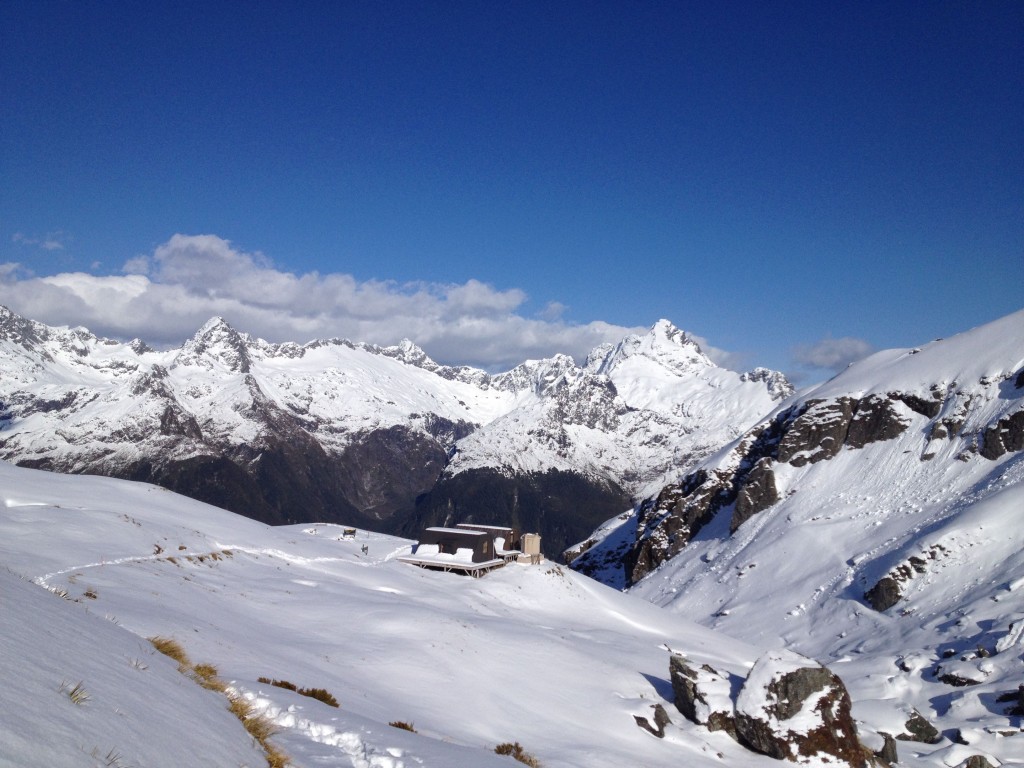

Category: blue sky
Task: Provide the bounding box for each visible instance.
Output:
[1,1,1021,378]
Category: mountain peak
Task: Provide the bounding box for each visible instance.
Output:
[649,318,692,346]
[590,320,713,377]
[175,316,252,373]
[0,305,46,347]
[375,338,434,368]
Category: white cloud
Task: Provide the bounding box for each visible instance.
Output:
[792,336,874,373]
[12,231,66,251]
[0,233,652,370]
[538,301,567,321]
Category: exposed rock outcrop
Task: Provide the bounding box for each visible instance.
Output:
[980,409,1024,460]
[776,398,857,466]
[734,650,867,767]
[621,364,1024,584]
[730,457,779,533]
[896,708,941,744]
[864,544,949,611]
[625,468,733,584]
[669,655,737,738]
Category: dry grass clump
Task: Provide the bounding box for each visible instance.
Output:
[389,720,416,732]
[149,636,191,672]
[495,741,541,767]
[151,637,290,767]
[192,662,227,693]
[257,677,338,707]
[58,679,91,705]
[228,695,288,767]
[258,676,297,691]
[297,686,338,708]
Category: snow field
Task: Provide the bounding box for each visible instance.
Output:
[1,461,783,768]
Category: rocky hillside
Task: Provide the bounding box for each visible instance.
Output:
[568,308,1024,586]
[0,306,788,554]
[568,308,1024,764]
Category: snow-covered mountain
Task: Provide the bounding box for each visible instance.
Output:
[0,306,788,555]
[567,309,1024,763]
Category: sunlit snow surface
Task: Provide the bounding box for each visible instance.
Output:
[2,461,778,768]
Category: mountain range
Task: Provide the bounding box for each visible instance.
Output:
[0,305,789,555]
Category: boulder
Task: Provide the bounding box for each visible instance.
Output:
[875,733,898,765]
[896,708,941,744]
[959,757,997,768]
[669,655,737,738]
[735,650,867,766]
[865,577,902,612]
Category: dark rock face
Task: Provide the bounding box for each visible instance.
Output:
[668,655,737,738]
[731,457,779,533]
[407,467,632,558]
[937,671,983,687]
[980,409,1024,459]
[894,391,943,419]
[625,469,733,584]
[996,684,1024,716]
[735,653,867,767]
[333,426,448,519]
[776,398,856,466]
[846,395,912,449]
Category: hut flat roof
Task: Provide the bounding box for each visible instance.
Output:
[424,527,487,536]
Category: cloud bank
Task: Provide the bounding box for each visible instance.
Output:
[0,234,643,370]
[792,335,874,373]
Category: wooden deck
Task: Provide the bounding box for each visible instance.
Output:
[397,554,506,578]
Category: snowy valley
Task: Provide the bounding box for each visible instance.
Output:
[1,307,1023,767]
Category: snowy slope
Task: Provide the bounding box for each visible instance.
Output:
[595,309,1024,765]
[0,566,267,768]
[0,461,782,768]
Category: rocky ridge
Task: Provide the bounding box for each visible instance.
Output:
[568,310,1024,585]
[570,308,1024,767]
